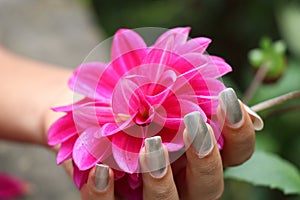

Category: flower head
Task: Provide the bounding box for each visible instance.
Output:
[48,27,232,198]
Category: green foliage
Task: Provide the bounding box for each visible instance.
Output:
[224,151,300,195]
[277,2,300,58]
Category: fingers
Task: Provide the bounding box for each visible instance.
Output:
[218,88,257,166]
[80,164,115,200]
[182,112,224,200]
[140,136,179,200]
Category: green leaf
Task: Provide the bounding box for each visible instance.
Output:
[224,151,300,195]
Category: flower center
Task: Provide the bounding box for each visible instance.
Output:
[133,100,154,126]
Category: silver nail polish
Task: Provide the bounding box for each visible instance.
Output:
[219,88,243,128]
[184,111,213,157]
[145,136,167,178]
[94,164,109,191]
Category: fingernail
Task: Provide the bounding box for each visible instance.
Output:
[219,88,243,128]
[244,104,264,131]
[145,136,167,179]
[94,164,109,191]
[184,111,213,157]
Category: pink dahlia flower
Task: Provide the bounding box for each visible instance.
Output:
[48,27,231,199]
[0,173,30,199]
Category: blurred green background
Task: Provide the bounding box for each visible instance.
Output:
[85,0,300,199]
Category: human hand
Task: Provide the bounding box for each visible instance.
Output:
[76,88,263,200]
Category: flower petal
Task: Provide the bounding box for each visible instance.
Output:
[112,77,141,115]
[110,29,147,81]
[0,173,29,199]
[52,104,73,113]
[73,138,98,171]
[101,112,137,136]
[128,173,142,190]
[57,135,77,165]
[72,162,90,189]
[154,27,191,50]
[69,62,109,100]
[175,53,232,78]
[112,29,147,61]
[97,48,147,98]
[177,37,211,54]
[111,132,142,173]
[143,46,178,85]
[48,114,77,146]
[158,127,185,151]
[112,169,126,180]
[73,127,111,170]
[72,102,114,127]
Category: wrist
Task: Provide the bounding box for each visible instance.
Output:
[42,74,73,147]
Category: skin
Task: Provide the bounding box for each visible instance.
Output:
[0,47,256,199]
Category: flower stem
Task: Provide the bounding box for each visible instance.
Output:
[250,90,300,112]
[243,63,270,104]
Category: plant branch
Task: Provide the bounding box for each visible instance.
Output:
[243,63,270,104]
[264,103,300,119]
[250,90,300,113]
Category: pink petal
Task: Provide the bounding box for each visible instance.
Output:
[154,27,191,50]
[128,173,142,190]
[101,123,120,136]
[73,127,111,170]
[111,77,141,115]
[0,173,29,199]
[190,78,225,96]
[171,53,204,77]
[113,169,126,180]
[158,127,185,151]
[112,29,147,61]
[111,132,143,173]
[101,113,137,136]
[69,62,109,100]
[57,135,77,165]
[184,78,225,115]
[175,53,232,78]
[73,138,98,171]
[48,114,77,146]
[177,37,211,54]
[97,48,147,98]
[162,93,207,121]
[142,49,178,85]
[144,29,190,81]
[144,70,177,106]
[210,55,233,77]
[52,104,73,112]
[72,102,114,127]
[72,162,90,189]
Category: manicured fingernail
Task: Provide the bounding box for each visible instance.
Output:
[184,111,213,157]
[145,136,167,179]
[94,164,109,191]
[244,104,264,131]
[219,88,243,128]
